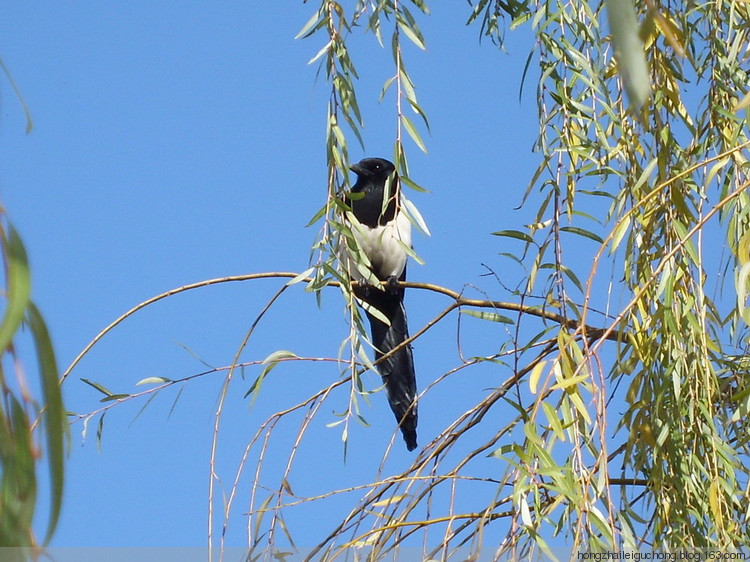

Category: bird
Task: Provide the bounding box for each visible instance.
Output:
[343,156,418,451]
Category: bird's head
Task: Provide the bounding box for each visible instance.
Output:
[349,157,396,183]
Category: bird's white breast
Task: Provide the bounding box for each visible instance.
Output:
[347,209,411,280]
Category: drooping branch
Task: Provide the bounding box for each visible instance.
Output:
[62,271,623,384]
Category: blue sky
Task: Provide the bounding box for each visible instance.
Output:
[0,3,552,549]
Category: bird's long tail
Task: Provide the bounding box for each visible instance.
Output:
[362,288,418,451]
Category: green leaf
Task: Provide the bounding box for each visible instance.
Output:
[0,224,31,354]
[135,376,172,386]
[401,114,428,153]
[560,264,585,294]
[245,350,298,404]
[398,239,426,265]
[606,0,651,109]
[80,378,114,397]
[559,225,604,244]
[1,396,37,546]
[262,350,298,364]
[399,174,428,193]
[610,214,631,253]
[99,394,131,403]
[672,219,699,266]
[295,9,323,40]
[399,69,419,108]
[307,39,333,66]
[542,401,567,442]
[397,19,426,50]
[286,268,315,286]
[460,309,515,324]
[305,203,328,228]
[379,76,396,103]
[492,229,534,243]
[401,196,431,236]
[96,412,106,452]
[407,98,431,132]
[26,302,66,544]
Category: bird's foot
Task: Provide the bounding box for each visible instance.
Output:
[386,275,401,295]
[354,280,373,298]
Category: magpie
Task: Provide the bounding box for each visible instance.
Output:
[344,157,418,451]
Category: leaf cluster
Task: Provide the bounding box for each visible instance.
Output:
[0,219,65,552]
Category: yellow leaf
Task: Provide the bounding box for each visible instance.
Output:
[637,421,655,447]
[652,11,686,57]
[709,480,724,529]
[551,373,590,390]
[735,91,750,112]
[520,496,533,527]
[372,494,406,508]
[737,262,750,325]
[567,391,592,425]
[529,361,547,395]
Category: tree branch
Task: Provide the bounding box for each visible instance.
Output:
[62,271,621,383]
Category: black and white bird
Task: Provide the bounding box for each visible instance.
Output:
[344,157,419,451]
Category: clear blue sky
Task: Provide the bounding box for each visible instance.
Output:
[0,3,547,549]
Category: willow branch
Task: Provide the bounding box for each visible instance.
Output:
[62,271,621,384]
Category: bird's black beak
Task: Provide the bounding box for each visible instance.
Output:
[349,162,363,175]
